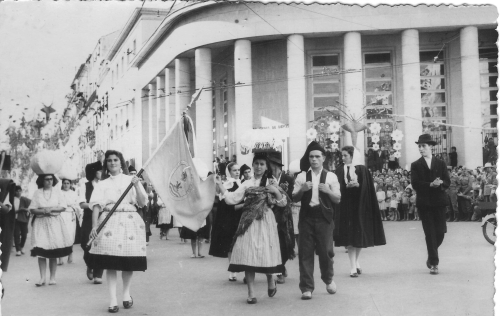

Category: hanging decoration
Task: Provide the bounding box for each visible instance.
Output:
[369,122,382,151]
[390,128,404,158]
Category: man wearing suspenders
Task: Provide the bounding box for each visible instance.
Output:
[293,141,341,300]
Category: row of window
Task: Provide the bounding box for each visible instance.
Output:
[311,47,498,150]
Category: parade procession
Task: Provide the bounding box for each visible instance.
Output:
[0,1,498,315]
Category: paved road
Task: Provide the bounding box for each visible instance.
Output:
[1,221,495,316]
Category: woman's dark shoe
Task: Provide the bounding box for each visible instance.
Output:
[350,273,358,278]
[268,279,277,297]
[35,282,45,287]
[108,306,119,313]
[356,268,362,275]
[246,297,257,304]
[86,268,93,281]
[123,296,133,309]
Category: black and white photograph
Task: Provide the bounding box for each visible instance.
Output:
[0,0,498,315]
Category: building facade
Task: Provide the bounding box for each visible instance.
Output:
[71,3,499,172]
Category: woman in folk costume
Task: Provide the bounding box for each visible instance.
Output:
[209,162,245,281]
[156,195,173,240]
[334,146,386,277]
[88,150,148,313]
[57,164,82,265]
[215,153,292,304]
[29,150,72,286]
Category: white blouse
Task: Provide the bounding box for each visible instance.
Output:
[223,177,287,207]
[89,173,148,210]
[60,189,80,208]
[29,188,65,210]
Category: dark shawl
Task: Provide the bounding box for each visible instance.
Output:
[0,179,16,271]
[334,164,386,248]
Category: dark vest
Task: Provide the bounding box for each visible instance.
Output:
[299,170,335,223]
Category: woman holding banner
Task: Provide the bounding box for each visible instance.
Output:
[89,150,148,313]
[216,153,289,304]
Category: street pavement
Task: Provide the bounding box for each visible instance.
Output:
[1,221,495,316]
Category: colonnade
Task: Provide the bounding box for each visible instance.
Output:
[141,27,483,169]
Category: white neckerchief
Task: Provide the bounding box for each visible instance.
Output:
[424,156,432,169]
[223,176,241,189]
[344,164,358,184]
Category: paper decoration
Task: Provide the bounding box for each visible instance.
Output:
[306,128,318,139]
[390,128,404,159]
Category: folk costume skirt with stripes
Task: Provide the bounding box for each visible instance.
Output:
[228,208,281,274]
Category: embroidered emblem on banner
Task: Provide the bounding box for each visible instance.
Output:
[168,161,195,200]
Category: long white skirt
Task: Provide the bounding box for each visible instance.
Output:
[60,210,76,244]
[229,208,281,273]
[31,214,73,258]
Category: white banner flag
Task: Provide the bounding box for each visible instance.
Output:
[144,118,216,231]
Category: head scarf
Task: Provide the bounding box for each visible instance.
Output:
[299,141,326,172]
[224,162,242,189]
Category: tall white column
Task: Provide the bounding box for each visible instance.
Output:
[195,48,214,169]
[287,34,307,162]
[459,26,482,168]
[148,83,157,155]
[141,88,150,164]
[157,75,166,145]
[234,40,253,167]
[175,58,190,119]
[166,68,176,128]
[401,29,422,167]
[343,32,365,154]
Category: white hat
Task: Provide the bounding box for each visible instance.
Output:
[484,162,493,168]
[30,150,65,175]
[57,159,78,181]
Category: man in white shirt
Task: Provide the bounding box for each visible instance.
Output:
[293,141,341,300]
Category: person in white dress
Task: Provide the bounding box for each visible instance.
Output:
[215,153,287,304]
[29,174,72,286]
[89,150,148,313]
[58,179,81,265]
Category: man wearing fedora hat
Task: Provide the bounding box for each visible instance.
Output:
[411,134,451,275]
[268,152,295,284]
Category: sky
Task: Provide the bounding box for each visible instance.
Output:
[0,1,179,129]
[0,0,496,130]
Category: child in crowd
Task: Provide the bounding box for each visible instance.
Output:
[395,186,404,220]
[385,197,392,220]
[376,186,386,220]
[410,192,419,220]
[401,189,410,221]
[389,194,399,221]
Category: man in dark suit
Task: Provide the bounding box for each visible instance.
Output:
[375,149,386,171]
[0,178,16,272]
[411,134,450,275]
[268,152,295,284]
[13,185,31,256]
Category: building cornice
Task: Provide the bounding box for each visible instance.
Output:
[131,1,218,68]
[106,7,174,62]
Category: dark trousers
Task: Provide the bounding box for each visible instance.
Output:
[81,209,103,279]
[298,215,334,293]
[418,206,446,266]
[14,220,28,251]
